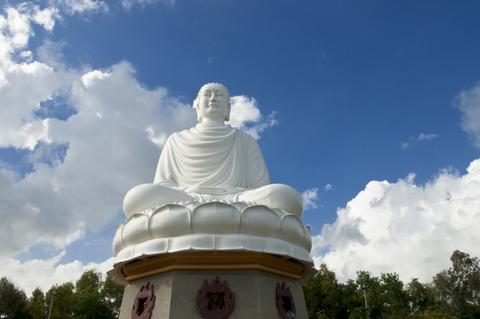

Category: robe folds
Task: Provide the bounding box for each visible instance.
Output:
[154,124,270,194]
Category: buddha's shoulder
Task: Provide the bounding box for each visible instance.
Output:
[167,127,197,140]
[169,128,190,137]
[167,125,255,142]
[220,126,257,142]
[234,128,256,141]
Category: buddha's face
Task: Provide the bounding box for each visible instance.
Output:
[196,84,230,123]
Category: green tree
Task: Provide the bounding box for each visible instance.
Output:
[433,250,480,318]
[379,273,409,318]
[303,264,345,318]
[102,275,124,317]
[28,288,47,319]
[72,270,114,319]
[75,270,102,294]
[406,278,435,316]
[340,279,365,319]
[356,271,383,319]
[409,308,457,319]
[0,277,29,319]
[45,282,74,319]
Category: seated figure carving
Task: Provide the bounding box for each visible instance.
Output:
[123,83,303,217]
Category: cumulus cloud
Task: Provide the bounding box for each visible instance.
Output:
[313,159,480,282]
[229,95,278,139]
[0,3,189,256]
[0,4,74,150]
[0,61,197,258]
[401,132,438,149]
[0,253,114,296]
[302,187,319,210]
[456,82,480,148]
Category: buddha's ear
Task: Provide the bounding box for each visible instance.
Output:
[193,98,202,123]
[225,101,231,121]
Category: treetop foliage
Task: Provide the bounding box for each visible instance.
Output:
[0,270,124,319]
[304,250,480,319]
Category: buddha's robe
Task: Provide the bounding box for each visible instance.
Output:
[123,124,303,217]
[155,124,269,193]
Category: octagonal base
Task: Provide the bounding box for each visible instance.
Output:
[119,269,308,319]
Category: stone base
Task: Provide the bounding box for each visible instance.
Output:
[119,269,308,319]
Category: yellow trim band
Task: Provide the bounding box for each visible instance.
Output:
[121,251,306,282]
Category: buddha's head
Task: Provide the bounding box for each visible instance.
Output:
[193,83,231,123]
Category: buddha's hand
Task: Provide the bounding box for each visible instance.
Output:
[184,186,228,195]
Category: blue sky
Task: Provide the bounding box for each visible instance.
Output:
[1,0,480,293]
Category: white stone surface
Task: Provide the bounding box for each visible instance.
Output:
[154,123,269,193]
[113,202,313,265]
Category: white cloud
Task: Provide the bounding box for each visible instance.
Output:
[19,49,33,61]
[313,159,480,282]
[0,3,189,257]
[417,133,438,141]
[81,69,111,87]
[49,0,108,15]
[36,39,67,67]
[324,183,333,192]
[0,253,114,296]
[401,132,438,149]
[302,187,319,210]
[229,95,261,126]
[456,82,480,148]
[32,7,58,31]
[0,61,197,258]
[0,5,72,150]
[229,95,278,139]
[121,0,175,10]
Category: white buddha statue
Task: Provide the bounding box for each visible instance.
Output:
[123,83,303,217]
